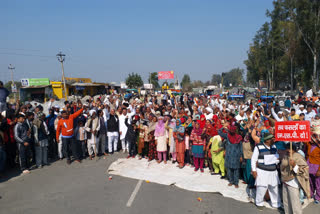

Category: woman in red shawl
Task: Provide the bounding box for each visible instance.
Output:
[212,115,222,130]
[204,120,218,137]
[203,120,218,173]
[218,124,243,188]
[264,119,271,130]
[197,114,206,129]
[227,113,237,126]
[2,114,16,168]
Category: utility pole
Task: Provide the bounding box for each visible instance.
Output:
[56,51,67,100]
[8,64,16,102]
[221,72,224,92]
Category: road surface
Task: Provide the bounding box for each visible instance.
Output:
[0,153,318,214]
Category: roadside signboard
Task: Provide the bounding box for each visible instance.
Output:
[158,71,174,80]
[120,82,128,89]
[11,84,17,93]
[144,84,153,89]
[29,78,50,86]
[76,86,85,90]
[21,79,29,87]
[21,78,50,87]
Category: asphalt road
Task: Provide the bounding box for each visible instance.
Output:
[0,153,318,214]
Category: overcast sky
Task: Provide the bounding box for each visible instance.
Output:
[0,0,273,84]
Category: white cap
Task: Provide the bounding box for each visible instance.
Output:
[164,112,170,116]
[206,107,213,113]
[89,109,96,116]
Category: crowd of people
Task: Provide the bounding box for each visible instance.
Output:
[0,80,320,213]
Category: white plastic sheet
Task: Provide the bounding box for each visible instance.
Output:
[108,158,312,209]
[108,158,249,203]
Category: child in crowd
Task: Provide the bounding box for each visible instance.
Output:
[125,116,138,158]
[75,120,87,159]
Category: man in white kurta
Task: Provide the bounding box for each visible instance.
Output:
[251,134,281,209]
[304,104,316,122]
[85,110,100,159]
[271,107,285,122]
[119,108,129,153]
[235,110,247,122]
[205,107,213,120]
[295,105,306,116]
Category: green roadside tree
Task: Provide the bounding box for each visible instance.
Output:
[148,72,160,89]
[125,73,143,89]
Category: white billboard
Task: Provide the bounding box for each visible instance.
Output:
[120,82,128,89]
[144,84,153,89]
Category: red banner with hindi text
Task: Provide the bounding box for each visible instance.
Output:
[275,121,310,142]
[158,71,174,80]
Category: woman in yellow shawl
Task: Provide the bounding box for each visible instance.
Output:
[207,135,226,178]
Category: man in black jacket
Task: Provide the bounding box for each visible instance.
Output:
[14,114,31,174]
[107,109,119,154]
[24,112,36,163]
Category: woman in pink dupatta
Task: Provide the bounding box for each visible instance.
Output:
[155,116,167,164]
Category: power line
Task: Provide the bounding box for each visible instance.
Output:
[0,52,54,58]
[0,52,85,62]
[0,47,41,52]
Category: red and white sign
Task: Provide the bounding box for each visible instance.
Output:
[275,121,310,142]
[158,71,174,80]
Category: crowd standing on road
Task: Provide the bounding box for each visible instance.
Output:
[0,84,320,213]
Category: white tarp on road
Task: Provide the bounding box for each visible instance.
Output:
[108,158,250,203]
[108,158,312,209]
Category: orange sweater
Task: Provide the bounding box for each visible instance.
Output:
[56,108,84,141]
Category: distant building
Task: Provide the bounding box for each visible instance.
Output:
[20,77,109,102]
[19,78,52,102]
